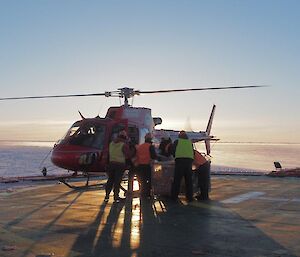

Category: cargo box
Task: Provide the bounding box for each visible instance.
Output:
[152,161,174,197]
[152,161,199,197]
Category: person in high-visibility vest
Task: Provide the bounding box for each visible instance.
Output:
[105,130,130,203]
[135,132,157,198]
[171,130,194,202]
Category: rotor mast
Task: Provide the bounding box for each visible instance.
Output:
[105,87,140,107]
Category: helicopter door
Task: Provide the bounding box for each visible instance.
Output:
[128,125,139,145]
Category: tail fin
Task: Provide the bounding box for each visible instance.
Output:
[206,104,216,135]
[205,105,216,155]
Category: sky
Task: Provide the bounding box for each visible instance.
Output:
[0,0,299,143]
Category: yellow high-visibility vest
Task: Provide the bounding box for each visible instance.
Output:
[175,138,194,159]
[109,141,125,163]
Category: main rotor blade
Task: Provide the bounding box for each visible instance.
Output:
[0,92,107,101]
[0,85,268,101]
[138,85,268,94]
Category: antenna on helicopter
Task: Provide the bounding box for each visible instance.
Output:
[78,111,85,120]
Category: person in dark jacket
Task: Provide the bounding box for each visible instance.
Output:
[171,130,194,202]
[193,150,210,201]
[159,135,172,158]
[105,130,130,203]
[135,133,157,198]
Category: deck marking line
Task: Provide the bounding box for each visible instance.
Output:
[221,191,265,204]
[258,196,300,203]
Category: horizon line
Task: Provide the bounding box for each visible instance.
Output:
[0,139,299,145]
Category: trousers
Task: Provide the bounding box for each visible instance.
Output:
[136,164,152,197]
[105,162,126,198]
[172,158,193,201]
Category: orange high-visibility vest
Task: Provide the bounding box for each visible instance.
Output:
[193,150,207,169]
[136,143,151,165]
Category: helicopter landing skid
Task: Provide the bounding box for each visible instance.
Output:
[58,174,130,193]
[58,175,106,190]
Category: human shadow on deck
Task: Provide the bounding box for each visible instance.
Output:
[19,190,84,257]
[4,189,79,229]
[67,196,297,257]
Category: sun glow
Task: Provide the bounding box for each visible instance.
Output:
[130,198,141,250]
[133,180,140,191]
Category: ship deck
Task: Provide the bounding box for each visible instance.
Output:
[0,175,300,257]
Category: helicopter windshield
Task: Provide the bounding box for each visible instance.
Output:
[66,123,106,150]
[67,125,80,137]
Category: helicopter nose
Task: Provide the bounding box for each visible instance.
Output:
[51,144,101,171]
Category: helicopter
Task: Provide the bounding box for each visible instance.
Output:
[0,85,264,188]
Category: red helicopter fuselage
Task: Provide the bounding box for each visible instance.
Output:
[51,105,157,173]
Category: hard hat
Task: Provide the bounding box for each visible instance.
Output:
[118,130,127,138]
[178,130,187,139]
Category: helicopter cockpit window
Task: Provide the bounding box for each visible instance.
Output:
[65,125,80,138]
[68,124,106,150]
[89,125,106,149]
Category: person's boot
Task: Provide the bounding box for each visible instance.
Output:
[114,195,125,203]
[104,194,109,202]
